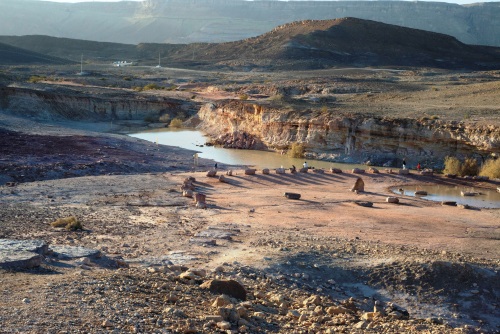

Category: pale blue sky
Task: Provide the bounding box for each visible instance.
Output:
[40,0,500,5]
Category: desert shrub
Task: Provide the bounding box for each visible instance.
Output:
[442,156,461,175]
[430,115,440,120]
[461,157,479,176]
[51,216,82,231]
[288,142,305,158]
[169,118,183,128]
[28,75,45,83]
[269,94,285,103]
[320,105,328,114]
[123,76,132,81]
[143,83,162,90]
[479,159,500,179]
[159,114,171,123]
[239,94,249,101]
[166,85,178,91]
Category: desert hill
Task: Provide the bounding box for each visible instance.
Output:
[0,42,74,65]
[0,0,499,47]
[1,18,499,71]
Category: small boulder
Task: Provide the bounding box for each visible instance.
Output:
[355,201,373,207]
[244,169,256,175]
[284,192,301,200]
[312,169,324,174]
[262,168,270,175]
[200,279,246,300]
[182,189,193,198]
[218,175,226,183]
[441,201,457,206]
[275,168,286,174]
[352,168,365,174]
[386,197,399,204]
[330,168,343,173]
[368,167,379,174]
[398,169,410,175]
[351,177,365,192]
[206,170,217,177]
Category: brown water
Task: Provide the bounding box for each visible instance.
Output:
[130,128,367,171]
[392,185,500,209]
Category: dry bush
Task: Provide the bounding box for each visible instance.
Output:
[169,118,183,128]
[51,216,83,231]
[479,159,500,179]
[461,157,479,176]
[159,114,171,123]
[143,83,162,90]
[443,156,461,175]
[288,142,305,158]
[239,94,249,101]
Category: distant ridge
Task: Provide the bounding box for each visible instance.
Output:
[0,42,75,65]
[0,0,499,47]
[0,18,498,71]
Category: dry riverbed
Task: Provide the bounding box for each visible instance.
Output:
[0,115,499,333]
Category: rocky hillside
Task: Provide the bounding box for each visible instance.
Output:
[0,42,74,65]
[196,100,500,167]
[0,0,499,47]
[167,18,500,70]
[2,18,499,70]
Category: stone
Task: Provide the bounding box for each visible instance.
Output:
[206,170,217,177]
[415,190,428,196]
[244,168,256,175]
[0,239,48,255]
[351,177,364,192]
[441,201,457,206]
[326,306,350,315]
[226,170,233,176]
[189,238,216,246]
[200,279,246,300]
[368,167,379,174]
[194,193,206,203]
[302,295,321,306]
[284,192,301,200]
[312,169,324,174]
[275,168,286,174]
[352,168,365,174]
[262,168,270,174]
[182,189,193,198]
[50,245,101,259]
[212,295,232,307]
[218,175,226,183]
[216,321,231,330]
[299,167,308,173]
[102,319,114,328]
[330,168,343,173]
[354,201,373,207]
[421,169,434,176]
[386,197,399,204]
[204,315,223,322]
[398,169,410,175]
[196,202,207,209]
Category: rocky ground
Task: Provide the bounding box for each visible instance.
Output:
[1,118,499,333]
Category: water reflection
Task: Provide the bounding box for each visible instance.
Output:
[392,185,500,209]
[130,128,366,170]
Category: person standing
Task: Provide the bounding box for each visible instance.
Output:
[402,158,407,170]
[303,161,308,169]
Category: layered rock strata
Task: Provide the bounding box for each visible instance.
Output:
[197,101,499,166]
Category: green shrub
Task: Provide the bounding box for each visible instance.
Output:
[169,118,183,128]
[28,75,45,83]
[239,94,249,101]
[51,216,82,231]
[288,142,305,158]
[320,105,328,114]
[461,157,479,176]
[443,156,461,175]
[123,76,132,81]
[479,159,500,179]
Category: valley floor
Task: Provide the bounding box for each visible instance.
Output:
[0,114,499,333]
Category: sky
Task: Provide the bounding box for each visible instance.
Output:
[39,0,500,4]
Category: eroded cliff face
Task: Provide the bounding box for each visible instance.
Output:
[0,87,188,122]
[197,101,500,166]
